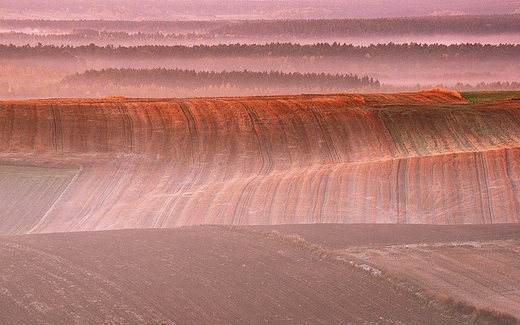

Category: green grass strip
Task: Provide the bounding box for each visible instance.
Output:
[460,91,520,103]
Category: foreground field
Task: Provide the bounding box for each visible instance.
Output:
[1,90,520,234]
[345,239,520,320]
[255,223,520,321]
[0,225,491,325]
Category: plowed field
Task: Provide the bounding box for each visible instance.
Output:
[0,226,473,325]
[254,223,520,320]
[345,239,520,319]
[0,165,79,235]
[1,90,520,234]
[1,90,520,324]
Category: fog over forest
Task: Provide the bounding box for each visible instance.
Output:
[0,3,519,98]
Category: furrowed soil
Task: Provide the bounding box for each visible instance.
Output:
[252,223,520,250]
[1,90,520,234]
[0,226,473,325]
[0,165,79,235]
[254,223,520,320]
[346,239,520,320]
[1,90,520,324]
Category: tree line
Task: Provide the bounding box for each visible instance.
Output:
[2,14,520,37]
[0,30,203,45]
[2,43,519,61]
[3,67,520,99]
[0,68,380,98]
[211,15,520,38]
[61,68,380,91]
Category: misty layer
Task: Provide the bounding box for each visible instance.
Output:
[58,68,380,97]
[1,42,519,98]
[2,13,520,35]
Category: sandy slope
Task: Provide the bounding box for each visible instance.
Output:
[1,90,520,233]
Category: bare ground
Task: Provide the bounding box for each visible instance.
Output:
[251,223,520,249]
[1,91,520,233]
[252,223,520,321]
[1,91,520,323]
[0,225,476,325]
[343,239,520,320]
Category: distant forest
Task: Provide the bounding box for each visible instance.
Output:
[0,68,380,98]
[59,68,380,94]
[1,14,519,44]
[210,15,520,37]
[2,43,519,61]
[1,15,519,97]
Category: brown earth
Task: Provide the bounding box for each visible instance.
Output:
[252,223,520,250]
[1,90,520,324]
[0,225,476,325]
[1,90,520,234]
[254,223,520,320]
[345,239,520,320]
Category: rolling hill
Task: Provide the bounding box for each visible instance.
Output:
[1,90,520,234]
[1,90,520,324]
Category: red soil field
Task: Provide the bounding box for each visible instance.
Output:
[1,90,520,234]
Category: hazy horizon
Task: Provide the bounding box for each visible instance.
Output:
[1,0,519,20]
[1,1,519,98]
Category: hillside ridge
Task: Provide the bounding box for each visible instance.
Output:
[1,90,519,234]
